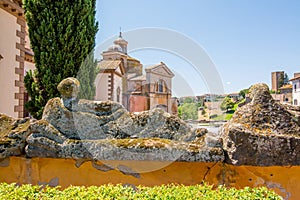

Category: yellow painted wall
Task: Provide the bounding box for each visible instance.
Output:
[0,9,20,118]
[0,157,298,199]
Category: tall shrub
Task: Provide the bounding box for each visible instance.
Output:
[23,0,98,119]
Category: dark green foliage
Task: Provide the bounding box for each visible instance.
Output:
[239,88,249,99]
[0,183,282,199]
[183,97,194,103]
[23,0,98,119]
[283,73,289,85]
[178,102,198,120]
[76,53,97,100]
[278,72,289,88]
[278,73,284,88]
[220,96,235,112]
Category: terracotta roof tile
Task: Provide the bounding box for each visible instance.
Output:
[129,75,146,81]
[289,76,300,81]
[97,60,121,70]
[279,84,292,90]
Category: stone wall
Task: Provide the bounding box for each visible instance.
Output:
[0,157,296,199]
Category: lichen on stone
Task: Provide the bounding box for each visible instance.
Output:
[221,83,300,166]
[1,77,224,162]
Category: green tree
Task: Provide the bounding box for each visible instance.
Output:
[178,102,198,120]
[283,73,289,85]
[178,106,182,118]
[183,97,194,103]
[220,96,235,112]
[278,73,284,88]
[239,88,249,99]
[23,0,98,119]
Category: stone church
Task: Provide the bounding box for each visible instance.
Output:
[95,32,177,114]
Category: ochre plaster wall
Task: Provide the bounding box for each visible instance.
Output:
[0,157,297,199]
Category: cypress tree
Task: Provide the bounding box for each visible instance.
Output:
[23,0,98,119]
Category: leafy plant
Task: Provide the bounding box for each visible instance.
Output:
[220,96,235,112]
[0,183,282,200]
[178,102,198,120]
[239,88,249,99]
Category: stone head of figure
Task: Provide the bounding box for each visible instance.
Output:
[57,77,80,99]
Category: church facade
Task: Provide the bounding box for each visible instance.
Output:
[95,32,176,114]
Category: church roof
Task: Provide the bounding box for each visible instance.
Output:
[145,63,161,70]
[107,44,122,52]
[97,60,121,70]
[127,56,140,62]
[114,31,128,45]
[290,76,300,81]
[129,75,146,81]
[114,37,128,45]
[145,62,175,77]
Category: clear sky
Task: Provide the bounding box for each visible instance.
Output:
[95,0,300,96]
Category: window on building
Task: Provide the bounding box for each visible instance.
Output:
[158,80,163,92]
[157,79,166,93]
[294,99,298,106]
[295,84,297,92]
[155,79,168,93]
[135,83,141,92]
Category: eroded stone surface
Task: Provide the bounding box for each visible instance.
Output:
[0,77,223,162]
[221,83,300,166]
[41,97,195,142]
[2,80,300,165]
[25,123,224,162]
[0,114,31,158]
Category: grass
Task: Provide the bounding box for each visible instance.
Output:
[0,183,282,200]
[211,103,239,121]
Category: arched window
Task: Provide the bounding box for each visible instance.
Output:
[156,79,167,93]
[159,80,164,92]
[155,79,168,93]
[154,82,158,92]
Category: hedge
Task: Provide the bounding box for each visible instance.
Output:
[0,183,282,199]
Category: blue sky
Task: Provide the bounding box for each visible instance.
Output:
[95,0,300,96]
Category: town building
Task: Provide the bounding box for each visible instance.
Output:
[227,93,240,103]
[290,73,300,106]
[95,60,124,104]
[95,32,176,114]
[279,84,292,104]
[271,71,284,92]
[271,84,292,105]
[0,0,34,118]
